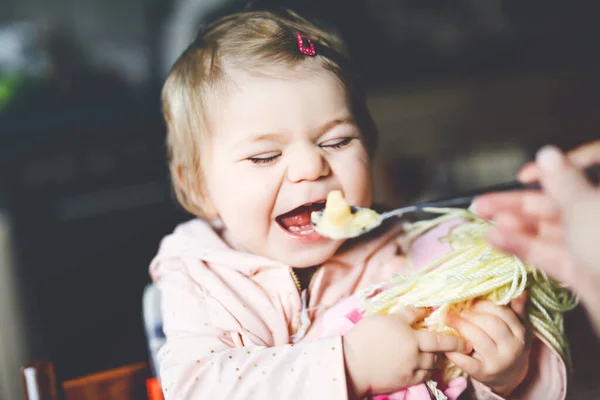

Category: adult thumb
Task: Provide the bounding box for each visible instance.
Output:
[536,145,594,206]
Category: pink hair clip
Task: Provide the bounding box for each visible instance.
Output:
[296,32,316,56]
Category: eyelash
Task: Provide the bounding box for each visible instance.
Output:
[325,137,353,149]
[249,155,279,164]
[248,138,354,164]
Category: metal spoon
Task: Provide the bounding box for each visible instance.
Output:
[312,162,600,239]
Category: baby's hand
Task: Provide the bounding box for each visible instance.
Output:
[445,293,531,397]
[343,307,472,399]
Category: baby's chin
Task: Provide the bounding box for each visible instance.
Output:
[269,241,343,268]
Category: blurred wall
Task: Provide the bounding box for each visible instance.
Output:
[1,0,153,83]
[0,212,28,400]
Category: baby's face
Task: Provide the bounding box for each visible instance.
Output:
[201,68,372,267]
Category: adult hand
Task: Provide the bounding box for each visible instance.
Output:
[474,141,600,335]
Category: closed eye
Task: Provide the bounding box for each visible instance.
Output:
[248,153,280,164]
[320,137,353,149]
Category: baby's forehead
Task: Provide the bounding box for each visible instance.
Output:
[223,60,345,90]
[207,70,354,144]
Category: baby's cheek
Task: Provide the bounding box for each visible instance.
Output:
[219,179,277,239]
[333,150,372,206]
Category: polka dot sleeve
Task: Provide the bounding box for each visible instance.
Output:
[154,261,349,400]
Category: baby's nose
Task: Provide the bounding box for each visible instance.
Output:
[287,147,330,183]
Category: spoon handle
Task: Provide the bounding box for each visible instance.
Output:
[384,162,600,217]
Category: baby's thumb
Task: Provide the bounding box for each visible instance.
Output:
[536,145,595,206]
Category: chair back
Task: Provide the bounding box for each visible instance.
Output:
[21,361,150,400]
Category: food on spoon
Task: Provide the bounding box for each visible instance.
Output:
[311,191,381,239]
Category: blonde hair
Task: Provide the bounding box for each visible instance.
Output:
[162,9,378,217]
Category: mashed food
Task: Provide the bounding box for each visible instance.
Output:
[311,191,381,239]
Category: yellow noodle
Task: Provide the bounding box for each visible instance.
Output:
[358,208,578,399]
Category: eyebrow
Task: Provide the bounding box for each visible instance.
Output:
[244,132,287,143]
[243,116,356,144]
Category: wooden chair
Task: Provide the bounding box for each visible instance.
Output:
[21,361,157,400]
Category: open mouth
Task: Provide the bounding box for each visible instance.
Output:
[276,201,326,237]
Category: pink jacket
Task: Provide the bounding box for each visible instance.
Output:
[149,218,567,400]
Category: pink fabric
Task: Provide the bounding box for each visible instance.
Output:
[149,218,568,400]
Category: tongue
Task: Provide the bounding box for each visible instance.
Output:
[279,205,320,231]
[280,208,311,228]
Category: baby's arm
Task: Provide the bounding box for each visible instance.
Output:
[154,260,348,400]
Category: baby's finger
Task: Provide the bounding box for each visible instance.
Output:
[471,299,526,323]
[413,370,433,386]
[417,352,440,370]
[469,301,527,342]
[445,352,482,377]
[461,308,514,344]
[415,330,473,354]
[510,292,529,318]
[447,313,496,357]
[395,306,430,325]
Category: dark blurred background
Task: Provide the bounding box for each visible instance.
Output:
[0,1,598,399]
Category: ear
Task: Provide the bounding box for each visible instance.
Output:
[176,165,219,218]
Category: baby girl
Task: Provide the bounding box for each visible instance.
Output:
[150,8,568,399]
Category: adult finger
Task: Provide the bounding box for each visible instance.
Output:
[536,145,596,206]
[447,313,496,357]
[518,140,600,183]
[473,191,559,221]
[493,212,536,236]
[415,330,473,353]
[565,140,600,167]
[489,211,564,244]
[485,227,571,281]
[517,161,538,183]
[492,212,564,242]
[537,220,565,243]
